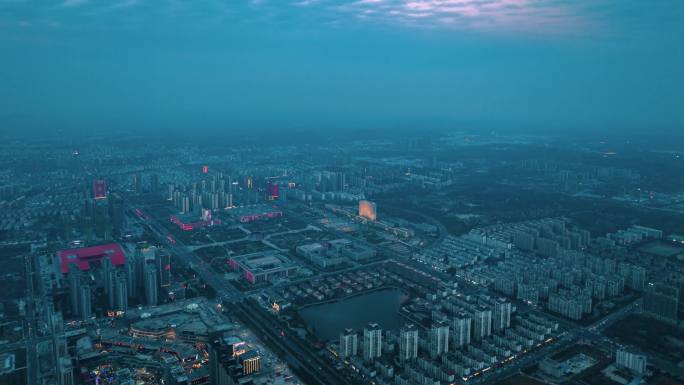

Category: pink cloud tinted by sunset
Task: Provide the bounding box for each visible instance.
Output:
[294,0,582,32]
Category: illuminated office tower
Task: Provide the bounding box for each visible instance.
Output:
[240,350,261,375]
[358,200,377,221]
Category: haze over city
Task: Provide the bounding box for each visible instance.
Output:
[1,0,683,135]
[0,1,683,385]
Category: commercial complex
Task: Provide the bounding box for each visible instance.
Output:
[228,252,298,284]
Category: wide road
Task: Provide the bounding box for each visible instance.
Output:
[479,298,643,384]
[130,203,366,385]
[131,207,245,301]
[24,254,39,385]
[234,299,357,385]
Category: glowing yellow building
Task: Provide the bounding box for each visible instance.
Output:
[359,200,377,221]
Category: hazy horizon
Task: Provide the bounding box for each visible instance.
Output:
[1,0,683,134]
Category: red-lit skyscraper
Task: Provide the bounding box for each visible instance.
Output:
[202,165,209,174]
[93,179,107,200]
[267,181,279,200]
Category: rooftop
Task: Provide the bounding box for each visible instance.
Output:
[58,243,126,274]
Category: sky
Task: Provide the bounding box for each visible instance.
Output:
[0,0,682,135]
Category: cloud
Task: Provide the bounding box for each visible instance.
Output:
[326,0,582,31]
[0,0,665,36]
[111,0,140,8]
[59,0,88,7]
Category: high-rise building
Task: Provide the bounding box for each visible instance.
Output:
[107,193,126,235]
[493,300,512,332]
[452,314,472,348]
[156,251,171,288]
[359,200,377,221]
[181,196,191,213]
[513,231,535,251]
[339,329,358,358]
[113,272,128,312]
[398,324,419,362]
[49,312,72,385]
[93,179,107,200]
[208,335,243,385]
[643,283,679,323]
[210,192,220,209]
[536,237,559,257]
[125,260,137,299]
[428,321,450,358]
[49,311,68,359]
[139,244,156,261]
[266,181,280,200]
[78,285,92,320]
[144,263,159,306]
[616,348,647,374]
[68,267,81,316]
[629,266,647,291]
[102,256,116,309]
[150,174,160,193]
[61,244,130,319]
[472,307,492,341]
[239,350,261,375]
[133,173,142,194]
[136,245,157,297]
[336,172,346,191]
[363,323,382,362]
[57,357,74,385]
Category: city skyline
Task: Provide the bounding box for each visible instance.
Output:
[0,2,683,385]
